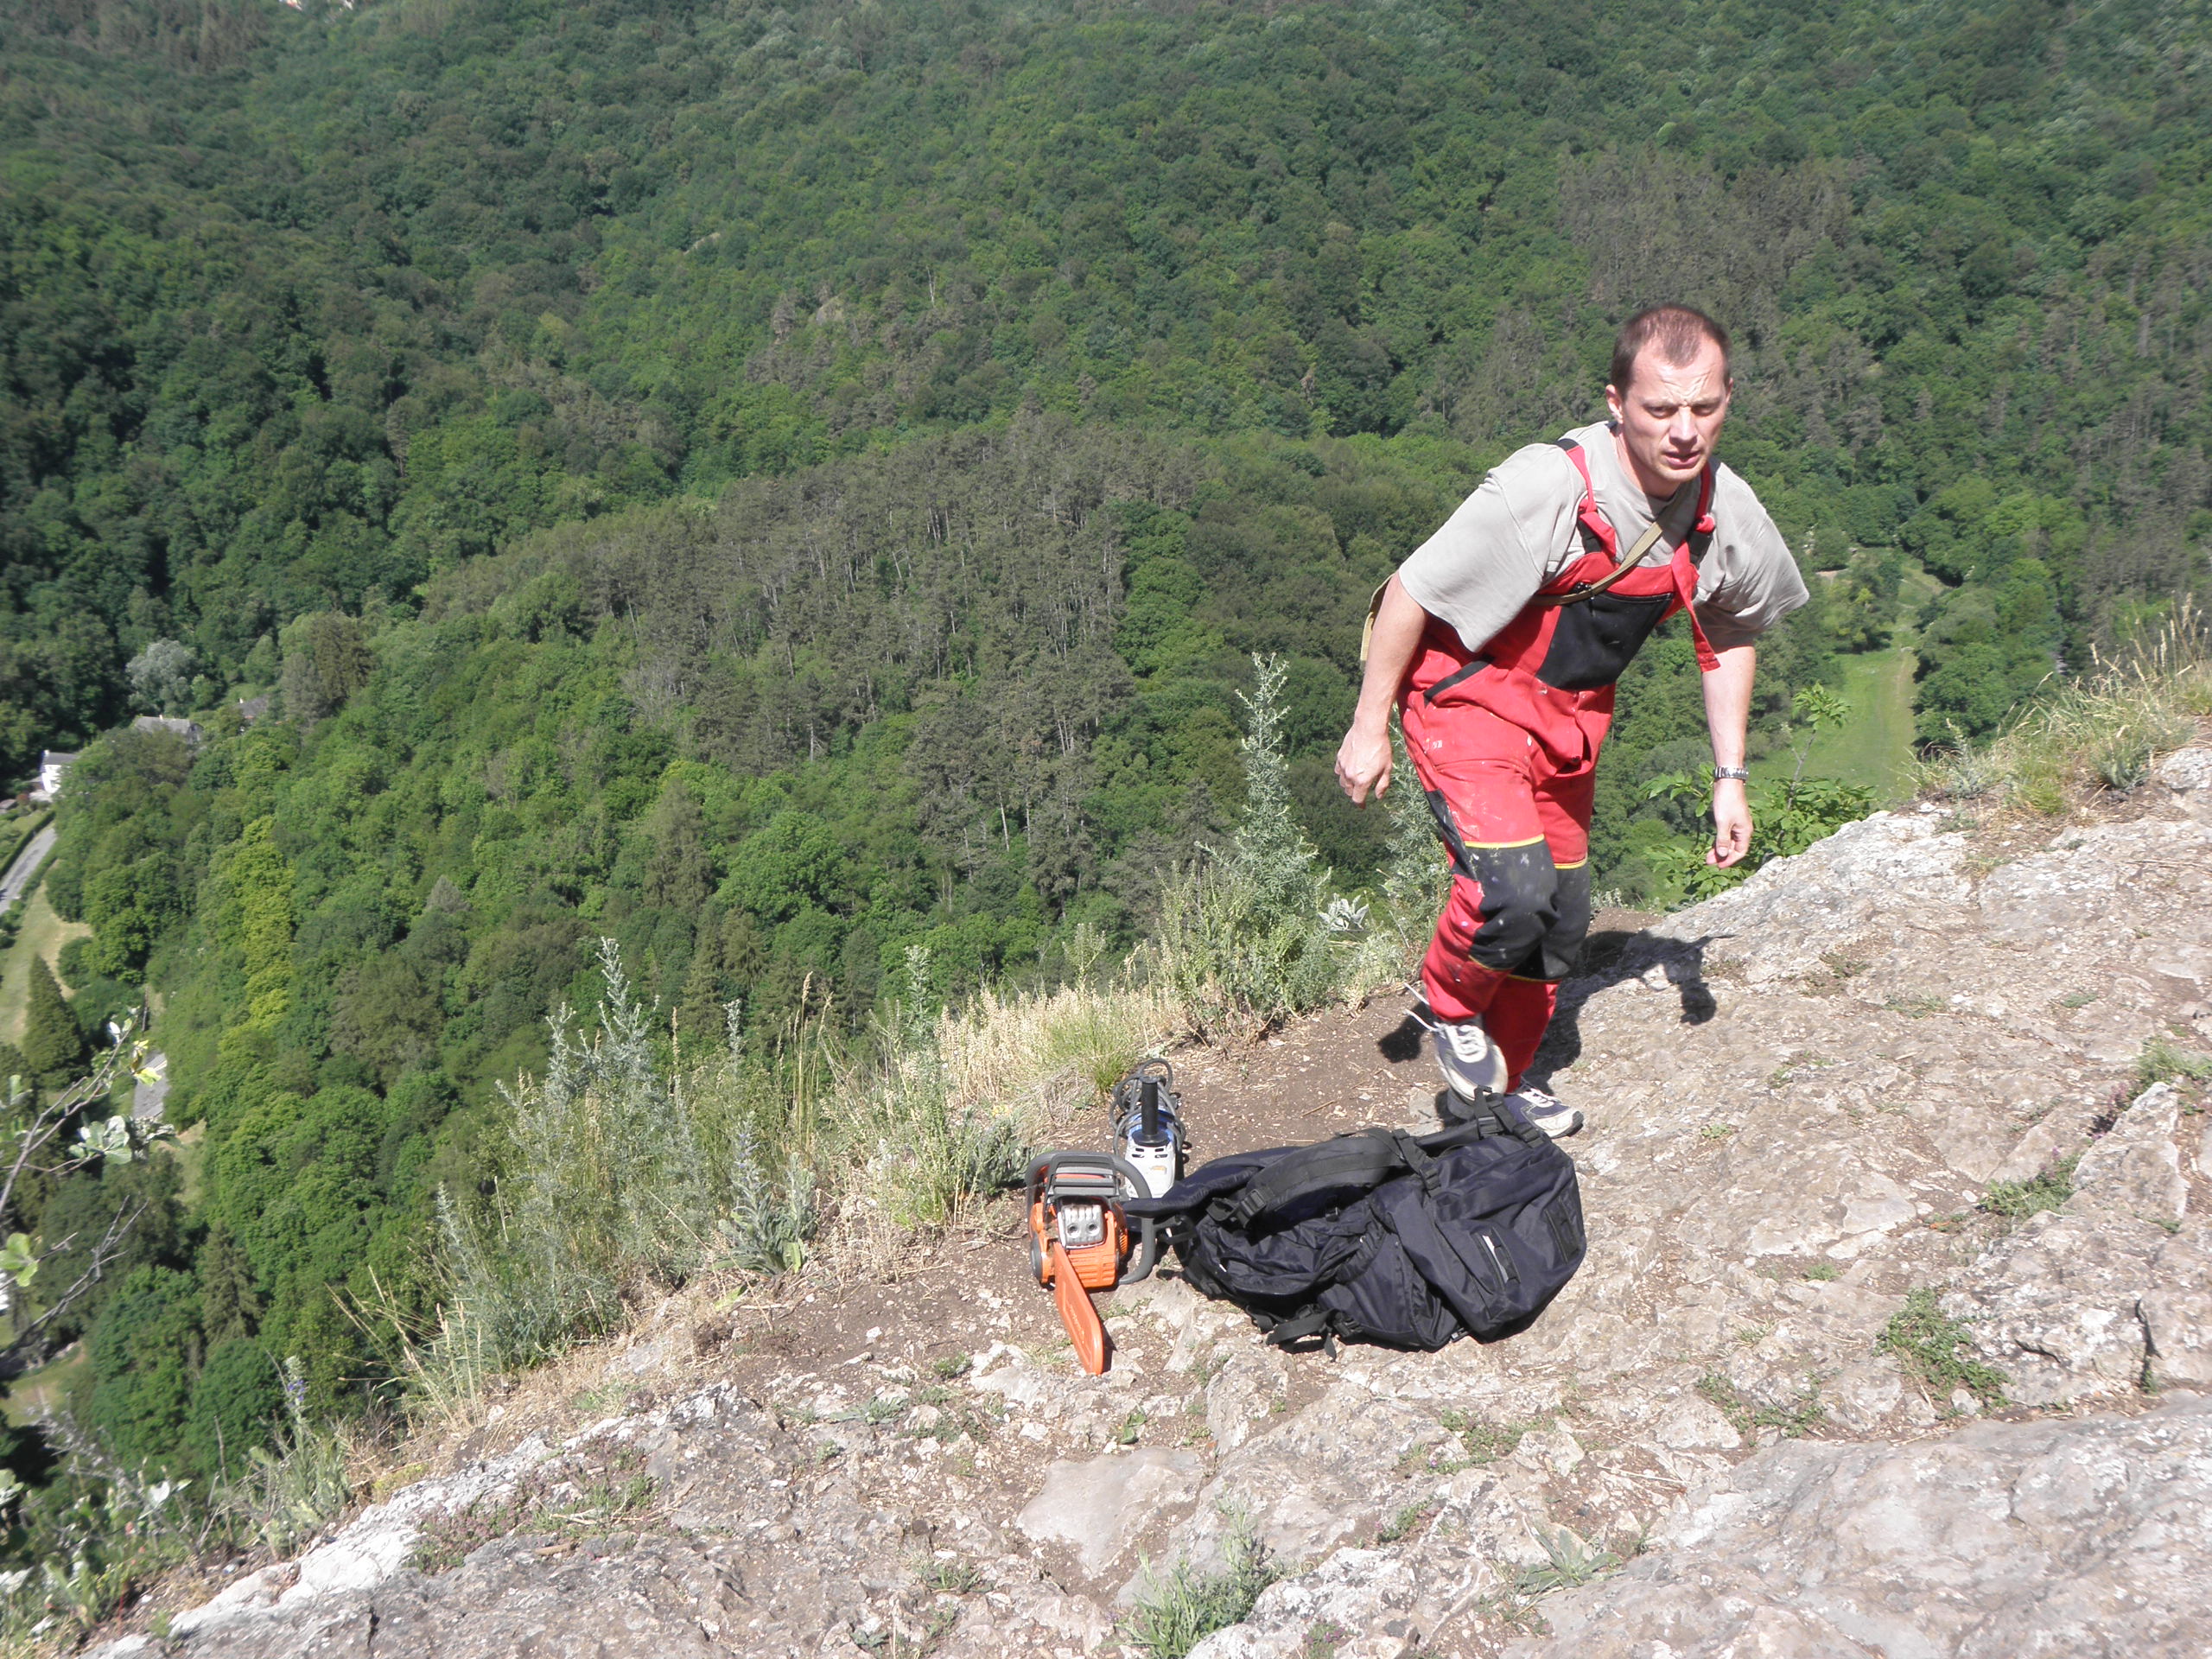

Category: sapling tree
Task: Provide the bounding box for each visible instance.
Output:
[1642,686,1873,901]
[0,1017,172,1381]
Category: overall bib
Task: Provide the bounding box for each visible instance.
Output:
[1398,438,1719,1088]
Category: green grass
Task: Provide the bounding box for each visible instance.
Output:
[2137,1038,2212,1089]
[1878,1288,2008,1409]
[3,1344,87,1428]
[1122,1510,1279,1659]
[0,886,92,1046]
[1696,1371,1827,1439]
[1980,1155,2078,1220]
[1758,644,1919,804]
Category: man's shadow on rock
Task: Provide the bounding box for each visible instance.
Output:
[1371,931,1724,1086]
[1530,929,1722,1088]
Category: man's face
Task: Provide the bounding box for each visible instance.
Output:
[1605,339,1732,496]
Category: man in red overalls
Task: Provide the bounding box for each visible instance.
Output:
[1335,306,1808,1135]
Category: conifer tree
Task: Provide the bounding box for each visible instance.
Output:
[199,1223,262,1344]
[644,782,715,911]
[22,955,88,1084]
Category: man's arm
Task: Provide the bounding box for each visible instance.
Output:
[1702,642,1756,867]
[1335,575,1428,804]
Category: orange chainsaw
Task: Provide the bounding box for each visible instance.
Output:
[1026,1150,1161,1375]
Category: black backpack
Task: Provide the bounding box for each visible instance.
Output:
[1125,1096,1586,1352]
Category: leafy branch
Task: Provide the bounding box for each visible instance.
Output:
[0,1017,174,1382]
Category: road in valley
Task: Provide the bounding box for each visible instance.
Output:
[0,823,54,918]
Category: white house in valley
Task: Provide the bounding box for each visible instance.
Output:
[31,750,77,803]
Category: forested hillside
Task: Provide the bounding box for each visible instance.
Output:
[1,0,2208,1555]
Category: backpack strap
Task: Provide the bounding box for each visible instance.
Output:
[1262,1307,1339,1359]
[1539,438,1715,610]
[1208,1128,1411,1230]
[1434,1089,1550,1148]
[1210,1112,1533,1232]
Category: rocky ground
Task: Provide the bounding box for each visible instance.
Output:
[92,749,2212,1659]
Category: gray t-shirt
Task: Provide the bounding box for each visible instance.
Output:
[1397,422,1809,654]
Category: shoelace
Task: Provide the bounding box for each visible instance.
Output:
[1435,1022,1494,1064]
[1408,1001,1495,1063]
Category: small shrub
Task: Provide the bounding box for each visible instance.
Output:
[1878,1288,2007,1408]
[212,1358,353,1558]
[715,1127,816,1274]
[1122,1508,1278,1659]
[54,938,92,993]
[1516,1525,1618,1594]
[1979,1154,2078,1220]
[918,1554,983,1594]
[1436,1409,1536,1465]
[1376,1499,1437,1544]
[1154,655,1346,1033]
[2137,1038,2212,1090]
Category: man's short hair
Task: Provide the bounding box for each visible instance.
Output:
[1610,305,1732,394]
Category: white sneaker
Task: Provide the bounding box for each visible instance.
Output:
[1503,1085,1583,1139]
[1410,1003,1508,1100]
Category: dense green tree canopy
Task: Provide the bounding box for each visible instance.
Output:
[2,0,2204,1468]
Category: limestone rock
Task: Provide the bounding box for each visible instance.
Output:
[90,779,2212,1659]
[1943,1083,2202,1406]
[1015,1448,1203,1576]
[2142,1230,2212,1388]
[1646,810,1972,985]
[2069,1081,2188,1224]
[1507,1392,2212,1659]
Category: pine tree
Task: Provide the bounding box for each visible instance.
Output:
[644,782,715,911]
[199,1223,262,1344]
[0,1040,30,1099]
[22,954,88,1084]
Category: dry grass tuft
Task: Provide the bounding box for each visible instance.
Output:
[1918,600,2210,814]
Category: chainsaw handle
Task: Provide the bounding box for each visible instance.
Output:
[1123,1213,1161,1285]
[1028,1150,1161,1284]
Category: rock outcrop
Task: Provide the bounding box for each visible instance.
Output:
[95,751,2212,1657]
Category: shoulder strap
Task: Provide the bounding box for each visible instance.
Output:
[1211,1109,1537,1232]
[1552,438,1611,560]
[1209,1128,1413,1230]
[1541,441,1715,608]
[1434,1090,1549,1148]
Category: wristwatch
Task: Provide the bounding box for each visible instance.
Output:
[1713,766,1750,783]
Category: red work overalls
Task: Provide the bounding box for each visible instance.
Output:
[1398,437,1719,1087]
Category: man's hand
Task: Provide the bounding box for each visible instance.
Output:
[1336,720,1393,805]
[1337,575,1429,807]
[1701,643,1757,867]
[1708,776,1751,867]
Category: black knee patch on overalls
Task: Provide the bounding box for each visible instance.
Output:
[1426,790,1587,982]
[1538,861,1592,982]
